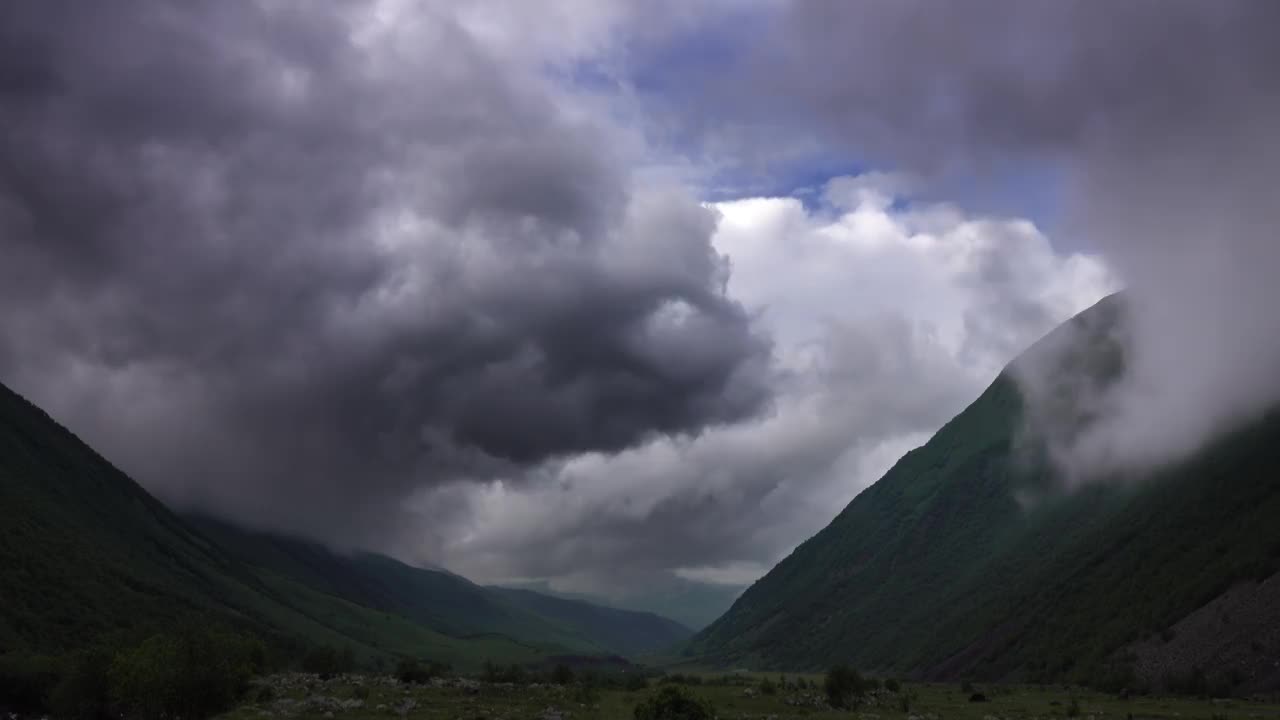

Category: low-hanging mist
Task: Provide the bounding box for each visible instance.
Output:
[686,0,1280,481]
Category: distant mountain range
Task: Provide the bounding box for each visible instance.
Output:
[188,515,691,658]
[0,380,689,668]
[687,295,1280,693]
[498,579,745,632]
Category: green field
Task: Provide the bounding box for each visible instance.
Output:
[218,673,1280,720]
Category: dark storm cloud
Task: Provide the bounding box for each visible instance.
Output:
[0,0,771,544]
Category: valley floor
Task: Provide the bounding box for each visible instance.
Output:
[218,673,1280,720]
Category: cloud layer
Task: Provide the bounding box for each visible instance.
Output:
[0,0,770,545]
[419,177,1110,586]
[684,0,1280,480]
[6,0,1250,591]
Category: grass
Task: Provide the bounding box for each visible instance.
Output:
[217,675,1280,720]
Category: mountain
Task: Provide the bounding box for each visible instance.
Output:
[490,588,692,657]
[189,516,693,657]
[497,579,746,631]
[0,378,680,668]
[688,295,1280,693]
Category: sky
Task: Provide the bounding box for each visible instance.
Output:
[1,0,1276,598]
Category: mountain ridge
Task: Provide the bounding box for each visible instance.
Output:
[0,378,688,667]
[688,295,1280,693]
[187,514,693,657]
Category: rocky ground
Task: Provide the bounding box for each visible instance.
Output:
[214,673,1280,720]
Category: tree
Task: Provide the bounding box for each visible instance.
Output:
[0,652,61,716]
[109,625,262,720]
[50,649,113,720]
[551,664,575,686]
[624,673,648,692]
[633,686,715,720]
[824,664,867,709]
[301,646,338,678]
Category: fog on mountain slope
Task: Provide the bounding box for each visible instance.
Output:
[690,296,1280,693]
[692,1,1280,481]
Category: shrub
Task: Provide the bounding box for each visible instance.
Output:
[824,664,867,709]
[0,652,61,715]
[625,673,648,692]
[573,680,601,706]
[301,645,353,679]
[50,649,113,720]
[482,661,531,684]
[884,678,901,693]
[759,677,777,695]
[351,684,370,701]
[552,664,575,686]
[109,625,262,720]
[397,658,430,684]
[1067,697,1082,717]
[634,686,715,720]
[256,685,277,704]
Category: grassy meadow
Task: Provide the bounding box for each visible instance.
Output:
[217,671,1280,720]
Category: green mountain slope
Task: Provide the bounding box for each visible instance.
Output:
[490,588,692,657]
[499,579,745,631]
[0,380,575,668]
[0,378,255,652]
[688,296,1280,691]
[189,516,692,657]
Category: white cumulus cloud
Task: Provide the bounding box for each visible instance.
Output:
[411,174,1116,588]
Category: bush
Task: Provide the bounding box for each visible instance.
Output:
[394,658,450,684]
[634,686,715,720]
[483,661,530,684]
[397,658,429,684]
[0,652,61,715]
[109,625,263,720]
[50,649,113,720]
[759,677,777,695]
[573,680,601,706]
[625,673,648,692]
[256,685,277,704]
[552,664,575,686]
[301,645,354,679]
[884,678,901,693]
[824,664,867,709]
